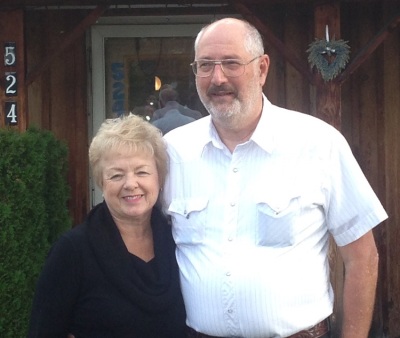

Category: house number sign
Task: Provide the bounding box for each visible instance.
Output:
[4,42,18,125]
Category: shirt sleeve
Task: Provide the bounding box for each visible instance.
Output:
[325,131,387,246]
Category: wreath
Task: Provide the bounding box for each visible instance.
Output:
[307,38,350,82]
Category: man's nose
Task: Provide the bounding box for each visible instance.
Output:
[210,64,228,85]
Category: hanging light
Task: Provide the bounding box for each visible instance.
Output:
[155,76,162,91]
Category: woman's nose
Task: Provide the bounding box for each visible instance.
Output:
[123,173,138,189]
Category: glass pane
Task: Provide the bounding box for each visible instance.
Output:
[104,37,206,121]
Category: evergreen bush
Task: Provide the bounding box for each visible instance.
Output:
[0,127,71,337]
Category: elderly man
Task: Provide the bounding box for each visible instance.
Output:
[163,18,387,338]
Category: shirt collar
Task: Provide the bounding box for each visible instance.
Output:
[198,118,223,157]
[251,94,275,154]
[202,94,276,155]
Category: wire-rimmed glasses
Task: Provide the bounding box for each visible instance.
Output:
[190,55,262,78]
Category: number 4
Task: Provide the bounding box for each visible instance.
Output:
[5,102,17,124]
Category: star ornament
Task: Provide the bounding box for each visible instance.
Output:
[307,38,351,82]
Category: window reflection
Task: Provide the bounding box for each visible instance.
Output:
[105,37,206,121]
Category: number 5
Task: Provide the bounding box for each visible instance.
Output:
[4,43,16,66]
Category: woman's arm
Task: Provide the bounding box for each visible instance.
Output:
[28,234,81,337]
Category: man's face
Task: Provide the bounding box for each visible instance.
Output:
[194,20,269,127]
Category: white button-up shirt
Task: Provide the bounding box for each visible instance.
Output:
[163,97,387,338]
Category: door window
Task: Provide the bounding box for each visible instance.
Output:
[90,23,205,206]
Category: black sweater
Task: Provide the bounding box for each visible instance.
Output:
[28,203,186,338]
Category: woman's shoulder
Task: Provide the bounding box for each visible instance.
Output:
[48,221,88,259]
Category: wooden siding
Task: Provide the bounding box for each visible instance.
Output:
[25,10,90,225]
[340,3,400,336]
[381,4,400,335]
[0,1,398,336]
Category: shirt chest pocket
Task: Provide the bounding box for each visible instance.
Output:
[256,193,301,247]
[168,198,208,245]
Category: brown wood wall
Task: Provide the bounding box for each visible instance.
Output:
[0,1,398,337]
[340,3,400,336]
[25,10,90,225]
[261,3,399,335]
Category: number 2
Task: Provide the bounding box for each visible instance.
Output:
[5,72,17,96]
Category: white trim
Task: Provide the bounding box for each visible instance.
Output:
[89,22,205,207]
[90,23,204,135]
[96,14,229,25]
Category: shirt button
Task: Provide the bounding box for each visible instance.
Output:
[233,168,238,173]
[230,202,236,207]
[228,309,233,313]
[226,272,231,276]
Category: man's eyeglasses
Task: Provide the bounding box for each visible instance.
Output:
[190,55,262,78]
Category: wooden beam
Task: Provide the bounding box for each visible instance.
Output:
[25,5,109,86]
[336,12,400,85]
[0,0,392,8]
[0,0,263,8]
[313,2,342,130]
[233,1,315,85]
[313,3,343,338]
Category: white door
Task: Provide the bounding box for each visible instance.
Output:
[89,19,208,207]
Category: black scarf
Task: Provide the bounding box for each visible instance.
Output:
[85,202,179,314]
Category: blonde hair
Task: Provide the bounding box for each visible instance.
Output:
[89,114,168,189]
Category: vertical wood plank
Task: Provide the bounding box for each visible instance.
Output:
[313,2,342,130]
[313,3,343,337]
[382,3,400,336]
[25,10,90,225]
[284,5,312,113]
[26,11,48,129]
[46,11,90,225]
[340,2,398,336]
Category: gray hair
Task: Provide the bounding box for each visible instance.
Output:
[194,18,264,57]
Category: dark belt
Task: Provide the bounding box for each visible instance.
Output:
[186,318,330,338]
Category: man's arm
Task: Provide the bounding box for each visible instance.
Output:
[338,230,379,338]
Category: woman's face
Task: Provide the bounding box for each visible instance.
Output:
[101,146,160,225]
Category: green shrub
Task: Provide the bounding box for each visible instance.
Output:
[0,127,72,337]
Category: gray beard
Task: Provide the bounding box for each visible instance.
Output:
[203,98,242,127]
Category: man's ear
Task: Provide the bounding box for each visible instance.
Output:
[259,54,270,87]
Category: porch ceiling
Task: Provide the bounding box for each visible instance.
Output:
[0,0,386,11]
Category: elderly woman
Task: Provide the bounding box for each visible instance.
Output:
[28,115,186,337]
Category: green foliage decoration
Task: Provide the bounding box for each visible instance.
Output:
[0,127,72,338]
[307,38,351,82]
